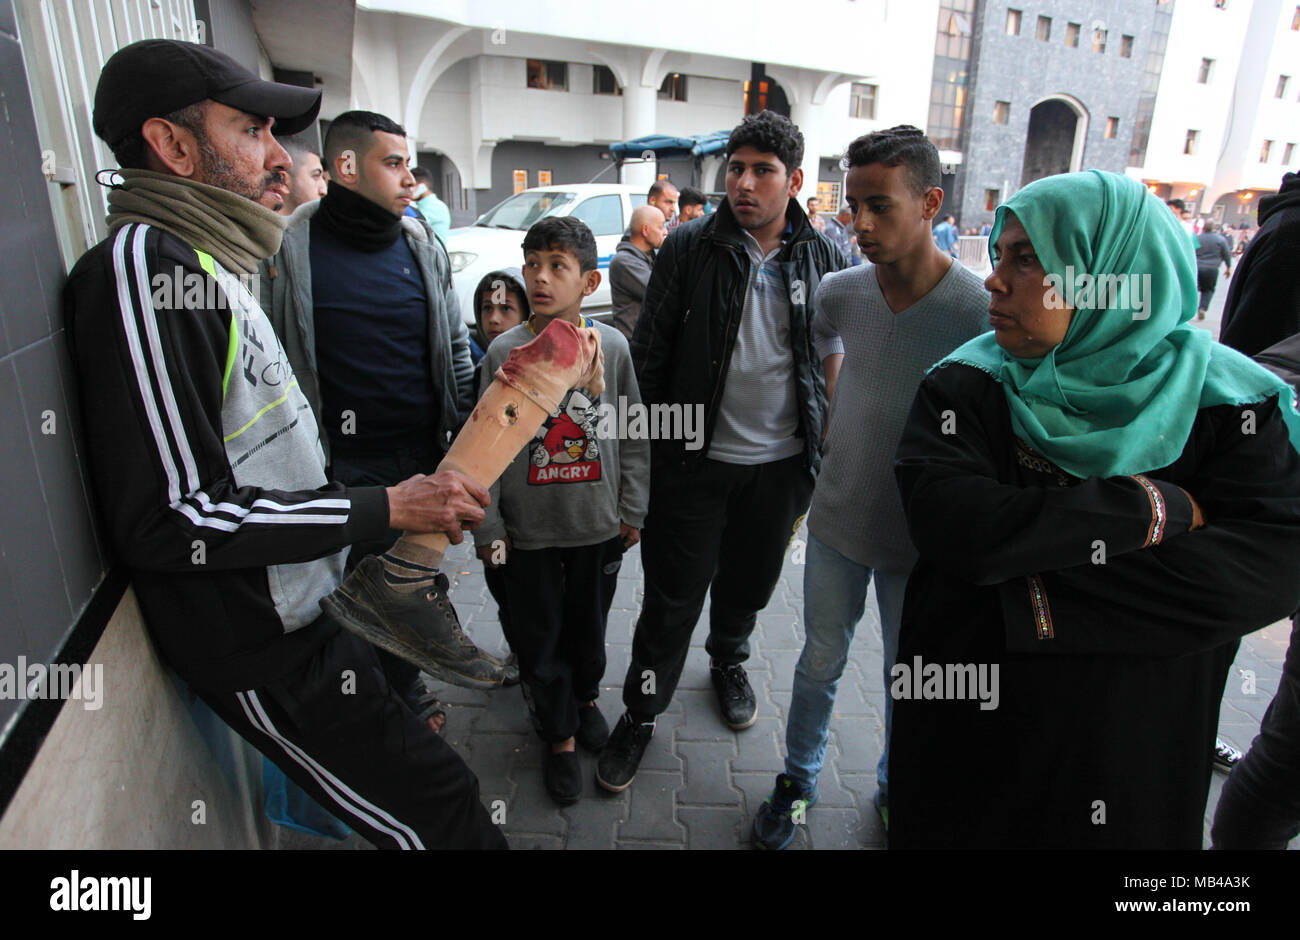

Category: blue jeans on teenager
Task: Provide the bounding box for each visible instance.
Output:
[784,532,909,798]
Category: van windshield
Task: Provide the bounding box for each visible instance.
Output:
[477,191,578,229]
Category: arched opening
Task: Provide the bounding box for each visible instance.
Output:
[415,150,470,225]
[742,76,790,117]
[1021,97,1087,187]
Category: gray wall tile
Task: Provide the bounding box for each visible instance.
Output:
[13,337,106,619]
[0,359,72,661]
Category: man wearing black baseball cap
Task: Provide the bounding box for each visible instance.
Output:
[64,39,506,849]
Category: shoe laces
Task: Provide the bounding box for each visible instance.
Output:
[769,775,810,814]
[715,664,752,701]
[423,580,477,652]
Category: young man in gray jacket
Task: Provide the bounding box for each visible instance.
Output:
[608,204,666,339]
[260,110,505,703]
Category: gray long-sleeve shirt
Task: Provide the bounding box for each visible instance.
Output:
[809,261,990,573]
[473,319,650,550]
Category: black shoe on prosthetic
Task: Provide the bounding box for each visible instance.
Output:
[320,555,506,690]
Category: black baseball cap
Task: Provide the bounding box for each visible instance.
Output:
[93,39,322,150]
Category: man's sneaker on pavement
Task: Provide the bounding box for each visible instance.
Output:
[1213,738,1243,774]
[711,662,758,730]
[595,712,656,792]
[752,773,818,850]
[320,555,506,690]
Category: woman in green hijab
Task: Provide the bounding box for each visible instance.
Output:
[889,170,1300,849]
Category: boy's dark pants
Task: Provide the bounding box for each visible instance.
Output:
[622,452,813,718]
[501,535,624,742]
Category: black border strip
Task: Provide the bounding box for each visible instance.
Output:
[0,564,130,820]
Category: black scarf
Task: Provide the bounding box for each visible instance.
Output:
[314,180,404,251]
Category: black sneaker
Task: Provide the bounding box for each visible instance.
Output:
[595,712,656,792]
[752,773,818,850]
[576,702,610,752]
[545,749,582,806]
[711,663,758,730]
[1212,738,1243,774]
[320,555,506,690]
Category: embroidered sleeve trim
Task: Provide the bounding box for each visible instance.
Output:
[1131,474,1166,547]
[1027,574,1054,640]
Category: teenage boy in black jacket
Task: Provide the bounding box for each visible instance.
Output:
[598,110,845,792]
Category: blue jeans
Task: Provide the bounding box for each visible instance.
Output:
[784,532,909,797]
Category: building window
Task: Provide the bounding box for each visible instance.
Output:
[1036,15,1051,40]
[1006,8,1022,35]
[658,72,687,102]
[1277,75,1290,98]
[817,181,843,215]
[993,100,1010,124]
[1184,129,1199,155]
[928,0,976,153]
[1065,22,1080,47]
[1105,116,1120,139]
[1198,58,1215,83]
[1092,28,1108,54]
[985,188,1000,211]
[1120,35,1134,58]
[526,59,568,91]
[537,170,552,186]
[1284,142,1296,164]
[1261,139,1274,162]
[850,82,878,119]
[592,65,621,96]
[512,169,528,194]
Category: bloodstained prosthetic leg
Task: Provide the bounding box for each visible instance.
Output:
[320,320,605,689]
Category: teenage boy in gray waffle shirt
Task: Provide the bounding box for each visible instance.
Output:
[751,126,991,849]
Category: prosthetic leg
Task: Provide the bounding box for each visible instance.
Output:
[320,320,605,688]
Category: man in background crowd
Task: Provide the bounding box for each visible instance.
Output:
[666,186,707,233]
[610,204,667,339]
[277,136,327,216]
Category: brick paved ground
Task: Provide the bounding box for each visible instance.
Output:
[278,280,1296,850]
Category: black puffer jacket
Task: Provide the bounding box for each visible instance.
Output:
[629,197,846,474]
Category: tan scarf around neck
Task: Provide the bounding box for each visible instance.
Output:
[106,169,286,277]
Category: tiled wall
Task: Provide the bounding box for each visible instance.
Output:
[0,0,108,739]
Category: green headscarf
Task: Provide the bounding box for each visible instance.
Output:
[936,169,1300,478]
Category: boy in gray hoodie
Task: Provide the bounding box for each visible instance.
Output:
[474,217,650,805]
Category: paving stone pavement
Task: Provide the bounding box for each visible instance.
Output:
[279,511,1295,850]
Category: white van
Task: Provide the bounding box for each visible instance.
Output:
[445,183,649,327]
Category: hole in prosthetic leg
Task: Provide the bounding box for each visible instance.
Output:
[503,403,519,425]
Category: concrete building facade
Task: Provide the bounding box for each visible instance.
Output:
[935,0,1164,228]
[352,0,941,224]
[1129,0,1300,226]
